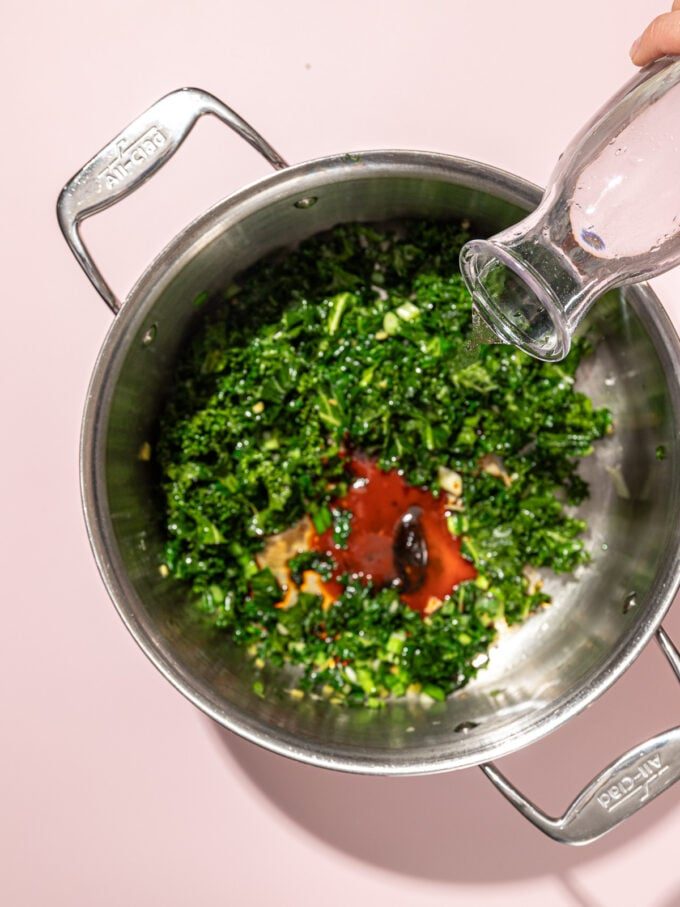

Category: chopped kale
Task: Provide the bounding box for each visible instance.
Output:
[331,508,353,549]
[156,220,612,705]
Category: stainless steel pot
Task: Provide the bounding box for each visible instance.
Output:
[58,88,680,845]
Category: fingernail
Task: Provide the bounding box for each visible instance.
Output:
[630,36,641,60]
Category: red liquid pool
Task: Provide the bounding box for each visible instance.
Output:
[311,456,476,614]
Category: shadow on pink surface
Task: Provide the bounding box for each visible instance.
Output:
[211,600,680,886]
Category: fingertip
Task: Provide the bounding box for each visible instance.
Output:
[630,11,680,67]
[629,36,642,64]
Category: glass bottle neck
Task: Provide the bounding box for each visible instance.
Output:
[460,231,599,361]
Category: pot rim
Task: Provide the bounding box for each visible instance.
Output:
[80,149,680,774]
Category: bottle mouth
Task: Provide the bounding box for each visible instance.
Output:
[459,240,571,362]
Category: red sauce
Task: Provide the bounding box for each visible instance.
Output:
[311,456,476,614]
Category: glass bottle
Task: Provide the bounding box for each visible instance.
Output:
[460,56,680,361]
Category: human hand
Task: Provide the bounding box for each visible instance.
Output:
[631,2,680,65]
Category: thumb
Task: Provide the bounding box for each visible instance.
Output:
[631,11,680,66]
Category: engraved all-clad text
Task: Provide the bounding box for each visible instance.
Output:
[98,127,167,190]
[597,754,669,812]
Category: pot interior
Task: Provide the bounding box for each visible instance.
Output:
[91,154,680,772]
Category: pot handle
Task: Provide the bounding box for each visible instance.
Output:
[56,87,289,314]
[480,627,680,845]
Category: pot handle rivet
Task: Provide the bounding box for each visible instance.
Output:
[56,88,289,315]
[480,626,680,845]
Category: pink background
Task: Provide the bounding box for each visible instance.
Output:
[4,1,680,904]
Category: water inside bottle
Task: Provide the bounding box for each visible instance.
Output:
[571,80,680,259]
